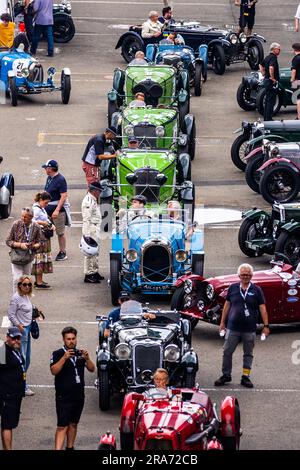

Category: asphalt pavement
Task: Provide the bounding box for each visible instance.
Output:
[1,0,300,450]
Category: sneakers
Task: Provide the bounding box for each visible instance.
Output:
[241,375,254,388]
[34,283,52,290]
[55,251,67,261]
[84,274,100,284]
[94,272,105,281]
[214,375,232,386]
[25,387,35,396]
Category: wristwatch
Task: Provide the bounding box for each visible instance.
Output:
[263,324,269,328]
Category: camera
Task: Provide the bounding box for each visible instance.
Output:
[74,349,83,357]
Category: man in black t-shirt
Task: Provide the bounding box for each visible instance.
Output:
[259,42,281,121]
[214,264,270,389]
[291,43,300,120]
[0,327,26,450]
[235,0,258,36]
[50,326,95,450]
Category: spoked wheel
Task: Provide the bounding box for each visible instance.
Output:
[53,15,75,43]
[245,153,264,193]
[247,40,264,71]
[194,62,202,96]
[275,231,300,268]
[121,36,143,63]
[259,165,300,204]
[171,286,199,330]
[236,82,256,111]
[212,44,226,75]
[238,215,271,257]
[231,134,250,171]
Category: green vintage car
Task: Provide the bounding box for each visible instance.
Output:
[111,106,196,160]
[238,203,300,267]
[107,64,190,126]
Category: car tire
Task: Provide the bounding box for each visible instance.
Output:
[231,134,250,171]
[188,119,196,161]
[121,36,143,63]
[100,196,113,233]
[247,40,264,71]
[192,259,204,276]
[275,231,300,268]
[108,101,118,127]
[120,432,134,451]
[53,14,75,43]
[212,44,226,75]
[171,286,199,330]
[98,369,110,411]
[110,257,121,306]
[184,371,196,388]
[259,164,300,204]
[256,87,282,117]
[0,196,12,219]
[236,82,256,111]
[221,402,241,450]
[182,186,195,223]
[179,101,190,131]
[9,77,18,107]
[238,216,268,257]
[61,70,71,104]
[194,62,202,96]
[245,152,264,193]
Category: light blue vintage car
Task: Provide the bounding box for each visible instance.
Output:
[109,210,204,305]
[0,156,14,219]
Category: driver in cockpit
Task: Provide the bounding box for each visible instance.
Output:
[117,195,152,230]
[160,32,184,45]
[143,368,170,398]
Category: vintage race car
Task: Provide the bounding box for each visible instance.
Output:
[231,120,300,171]
[0,49,71,106]
[107,64,189,125]
[171,260,300,329]
[109,210,204,305]
[0,156,14,219]
[239,203,300,267]
[111,106,195,158]
[115,21,265,75]
[99,386,241,450]
[237,68,294,115]
[145,43,208,96]
[96,304,198,411]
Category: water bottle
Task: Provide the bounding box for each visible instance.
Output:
[220,329,226,338]
[261,333,266,341]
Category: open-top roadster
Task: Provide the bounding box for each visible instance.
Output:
[116,21,264,75]
[171,260,300,329]
[0,156,14,219]
[99,386,241,450]
[96,303,198,411]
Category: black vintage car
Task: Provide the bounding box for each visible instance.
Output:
[96,301,198,411]
[115,21,265,75]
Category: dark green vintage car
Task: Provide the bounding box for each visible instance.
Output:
[238,203,300,267]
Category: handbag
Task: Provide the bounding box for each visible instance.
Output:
[42,227,54,239]
[9,248,34,266]
[30,320,40,339]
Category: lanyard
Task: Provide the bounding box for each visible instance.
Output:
[24,223,32,243]
[12,350,26,381]
[63,347,81,383]
[239,283,251,301]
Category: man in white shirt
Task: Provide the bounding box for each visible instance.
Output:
[142,11,163,39]
[295,4,300,32]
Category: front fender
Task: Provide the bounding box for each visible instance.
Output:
[248,134,289,147]
[208,39,227,49]
[220,397,240,438]
[115,31,143,50]
[244,146,263,162]
[180,181,194,201]
[145,44,157,61]
[241,207,269,220]
[107,89,118,102]
[0,173,14,204]
[258,158,299,172]
[280,220,300,234]
[174,273,204,288]
[181,350,198,370]
[183,114,195,138]
[178,153,191,181]
[97,349,110,365]
[120,392,140,433]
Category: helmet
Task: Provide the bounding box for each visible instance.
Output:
[79,235,99,257]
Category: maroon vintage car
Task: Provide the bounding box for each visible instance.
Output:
[171,261,300,329]
[99,387,241,451]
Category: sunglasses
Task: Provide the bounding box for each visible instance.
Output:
[21,283,32,287]
[10,337,21,341]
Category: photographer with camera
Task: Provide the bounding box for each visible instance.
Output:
[50,326,95,450]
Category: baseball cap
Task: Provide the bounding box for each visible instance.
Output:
[42,159,58,169]
[105,126,117,136]
[119,291,131,300]
[7,326,21,338]
[128,136,138,143]
[131,194,147,204]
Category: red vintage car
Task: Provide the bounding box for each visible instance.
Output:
[99,386,241,450]
[171,261,300,329]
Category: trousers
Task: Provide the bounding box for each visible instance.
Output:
[222,329,255,376]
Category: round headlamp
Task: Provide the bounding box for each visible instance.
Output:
[239,32,247,43]
[184,279,193,294]
[229,33,238,44]
[175,249,188,263]
[206,283,215,301]
[271,146,280,157]
[21,68,29,78]
[125,249,138,262]
[164,344,180,362]
[197,300,205,311]
[114,343,131,360]
[155,125,165,137]
[124,125,134,136]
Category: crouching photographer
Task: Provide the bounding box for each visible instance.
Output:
[50,326,95,450]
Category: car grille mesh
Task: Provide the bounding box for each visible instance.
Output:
[134,168,160,203]
[142,244,171,282]
[134,125,157,148]
[134,344,161,385]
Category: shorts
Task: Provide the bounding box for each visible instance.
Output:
[82,161,100,186]
[53,211,66,236]
[0,397,22,430]
[56,397,84,427]
[239,11,255,30]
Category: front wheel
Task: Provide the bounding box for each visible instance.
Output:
[98,370,110,411]
[179,101,190,131]
[107,101,118,127]
[236,82,256,111]
[245,153,264,193]
[53,15,75,43]
[247,40,264,71]
[275,231,300,268]
[188,119,196,161]
[121,36,143,63]
[183,371,196,388]
[194,62,202,96]
[110,258,121,306]
[61,71,71,104]
[256,87,282,117]
[0,196,12,219]
[231,134,250,171]
[120,432,134,451]
[259,165,300,204]
[212,45,226,75]
[9,77,18,106]
[238,216,269,257]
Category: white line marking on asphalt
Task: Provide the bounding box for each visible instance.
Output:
[71,1,228,5]
[76,32,117,36]
[25,117,36,121]
[1,317,98,327]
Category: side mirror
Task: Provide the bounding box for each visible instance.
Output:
[156,173,167,185]
[47,66,56,77]
[126,173,138,185]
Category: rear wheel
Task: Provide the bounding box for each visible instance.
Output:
[0,196,12,219]
[121,36,143,63]
[110,258,121,306]
[236,82,256,111]
[120,432,134,451]
[212,45,226,75]
[98,370,110,411]
[179,101,190,131]
[231,134,250,171]
[194,62,202,96]
[238,216,269,257]
[259,165,300,204]
[275,231,300,268]
[61,71,71,104]
[53,14,75,43]
[245,153,264,193]
[256,87,282,117]
[9,77,18,106]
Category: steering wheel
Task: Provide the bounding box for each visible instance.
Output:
[131,215,152,221]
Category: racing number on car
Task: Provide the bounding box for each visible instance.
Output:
[12,59,30,78]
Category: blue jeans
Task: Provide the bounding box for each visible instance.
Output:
[21,325,31,372]
[31,24,54,56]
